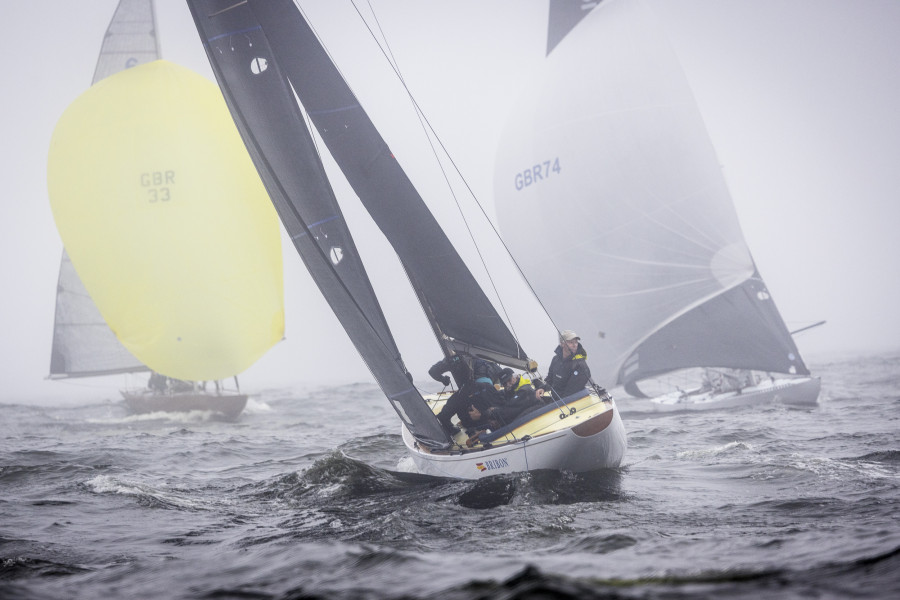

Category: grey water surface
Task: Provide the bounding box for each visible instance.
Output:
[2,353,898,599]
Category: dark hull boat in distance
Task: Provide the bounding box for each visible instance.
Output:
[186,0,626,479]
[121,392,247,420]
[493,0,821,413]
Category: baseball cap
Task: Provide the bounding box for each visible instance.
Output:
[559,329,580,342]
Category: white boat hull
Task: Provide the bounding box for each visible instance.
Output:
[624,376,821,414]
[401,393,627,480]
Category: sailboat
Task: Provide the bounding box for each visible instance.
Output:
[186,0,626,478]
[494,0,821,412]
[47,0,284,419]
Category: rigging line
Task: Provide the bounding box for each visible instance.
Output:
[355,1,560,342]
[351,0,529,352]
[209,0,247,18]
[545,389,574,417]
[790,320,826,336]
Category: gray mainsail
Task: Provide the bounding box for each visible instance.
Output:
[49,0,158,379]
[189,0,529,448]
[249,1,528,369]
[495,0,810,394]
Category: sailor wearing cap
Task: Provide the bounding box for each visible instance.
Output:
[545,330,591,399]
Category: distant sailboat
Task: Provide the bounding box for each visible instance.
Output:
[494,0,820,411]
[186,0,627,478]
[48,0,158,384]
[47,0,284,419]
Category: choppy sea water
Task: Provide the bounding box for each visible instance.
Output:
[2,352,898,599]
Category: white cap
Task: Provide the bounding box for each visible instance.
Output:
[559,329,579,342]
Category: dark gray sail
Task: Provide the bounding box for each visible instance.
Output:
[620,273,810,395]
[49,0,158,379]
[247,0,527,370]
[187,0,455,448]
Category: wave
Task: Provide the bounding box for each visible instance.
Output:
[675,441,753,461]
[241,396,272,414]
[86,409,227,425]
[436,546,900,600]
[0,461,109,487]
[252,452,627,508]
[855,449,900,464]
[784,453,897,481]
[0,555,89,582]
[81,474,207,511]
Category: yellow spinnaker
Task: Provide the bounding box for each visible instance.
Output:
[47,60,284,381]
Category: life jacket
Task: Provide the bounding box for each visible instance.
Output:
[514,375,532,392]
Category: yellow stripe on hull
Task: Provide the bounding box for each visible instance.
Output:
[423,390,615,452]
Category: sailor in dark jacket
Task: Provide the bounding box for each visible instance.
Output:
[545,329,591,399]
[428,353,471,388]
[491,368,544,424]
[462,368,544,447]
[428,353,502,434]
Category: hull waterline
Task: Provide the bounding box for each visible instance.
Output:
[121,390,247,420]
[622,376,821,415]
[401,394,627,480]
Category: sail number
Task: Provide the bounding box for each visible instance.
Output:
[514,158,560,190]
[141,171,175,203]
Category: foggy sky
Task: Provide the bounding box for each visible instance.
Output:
[2,1,898,402]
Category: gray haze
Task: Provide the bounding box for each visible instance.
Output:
[2,1,898,402]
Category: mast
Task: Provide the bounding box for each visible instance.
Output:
[187,0,456,448]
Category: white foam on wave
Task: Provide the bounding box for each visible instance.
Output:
[243,396,272,414]
[676,440,753,460]
[787,454,895,480]
[83,474,205,509]
[395,456,419,474]
[86,409,218,425]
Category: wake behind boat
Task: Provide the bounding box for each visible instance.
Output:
[187,0,626,479]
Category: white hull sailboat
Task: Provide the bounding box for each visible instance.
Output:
[47,0,283,418]
[629,375,821,414]
[494,0,820,413]
[402,389,626,479]
[187,0,627,478]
